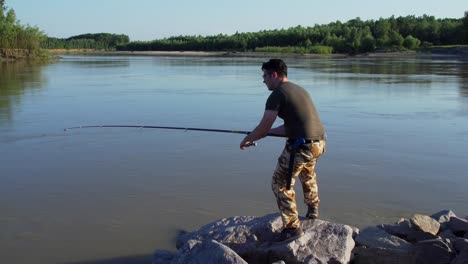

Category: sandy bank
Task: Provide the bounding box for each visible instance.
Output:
[47,49,348,58]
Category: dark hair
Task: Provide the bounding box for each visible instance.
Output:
[261,59,288,77]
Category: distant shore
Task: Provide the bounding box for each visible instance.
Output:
[3,48,466,61]
[47,49,347,58]
[46,48,468,58]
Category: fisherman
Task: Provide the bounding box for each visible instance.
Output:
[240,59,326,243]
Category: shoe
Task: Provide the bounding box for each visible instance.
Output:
[306,206,319,219]
[274,227,304,243]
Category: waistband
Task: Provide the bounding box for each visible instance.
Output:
[287,134,326,144]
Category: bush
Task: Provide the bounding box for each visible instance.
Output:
[403,35,421,49]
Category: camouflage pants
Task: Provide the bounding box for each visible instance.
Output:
[271,140,326,229]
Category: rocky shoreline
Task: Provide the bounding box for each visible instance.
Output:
[153,210,468,264]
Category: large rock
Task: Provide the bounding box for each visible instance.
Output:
[451,248,468,264]
[406,229,439,243]
[453,238,468,252]
[378,219,413,238]
[352,246,415,264]
[448,217,468,234]
[170,239,247,264]
[175,213,355,264]
[255,219,355,263]
[432,210,457,224]
[355,226,414,253]
[413,238,456,264]
[411,214,441,236]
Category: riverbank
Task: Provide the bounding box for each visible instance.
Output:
[46,47,468,58]
[47,49,346,58]
[0,48,33,61]
[1,48,56,62]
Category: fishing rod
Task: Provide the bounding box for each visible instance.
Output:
[64,125,286,145]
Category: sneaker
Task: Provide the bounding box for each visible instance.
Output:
[306,206,319,219]
[274,227,304,243]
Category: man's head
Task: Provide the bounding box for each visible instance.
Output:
[261,59,288,90]
[262,59,288,77]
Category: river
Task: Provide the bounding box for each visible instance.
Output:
[1,54,467,263]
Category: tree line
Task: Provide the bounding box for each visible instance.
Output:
[0,0,45,53]
[41,33,130,50]
[117,12,468,54]
[2,0,467,55]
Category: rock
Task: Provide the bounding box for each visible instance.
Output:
[152,249,177,264]
[350,225,360,239]
[352,246,415,264]
[255,219,355,264]
[453,238,468,252]
[451,248,468,264]
[432,210,457,224]
[379,219,412,238]
[411,214,441,236]
[169,239,247,264]
[355,227,414,253]
[152,210,468,264]
[448,217,468,234]
[406,229,439,243]
[176,213,355,264]
[413,238,456,264]
[439,229,459,241]
[176,214,278,256]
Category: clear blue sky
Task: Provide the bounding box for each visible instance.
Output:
[7,0,467,41]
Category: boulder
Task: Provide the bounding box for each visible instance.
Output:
[175,213,355,264]
[352,246,415,264]
[406,229,439,243]
[411,214,441,236]
[255,219,355,263]
[432,210,457,224]
[355,226,414,253]
[448,217,468,234]
[169,239,248,264]
[451,248,468,264]
[439,229,459,241]
[379,219,412,238]
[452,238,468,252]
[413,238,456,264]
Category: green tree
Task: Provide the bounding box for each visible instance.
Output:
[388,30,404,47]
[0,0,5,22]
[360,34,376,52]
[403,35,421,49]
[464,11,468,42]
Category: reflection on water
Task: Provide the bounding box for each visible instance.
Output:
[60,55,131,68]
[0,61,48,125]
[0,54,467,264]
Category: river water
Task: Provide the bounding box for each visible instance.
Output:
[1,54,467,263]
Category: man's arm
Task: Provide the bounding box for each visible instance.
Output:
[240,110,278,149]
[269,124,285,136]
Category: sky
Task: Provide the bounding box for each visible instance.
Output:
[6,0,468,41]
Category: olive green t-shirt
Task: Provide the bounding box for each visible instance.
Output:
[265,81,325,140]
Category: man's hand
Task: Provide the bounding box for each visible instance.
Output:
[240,137,254,150]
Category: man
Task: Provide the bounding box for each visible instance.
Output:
[240,59,326,243]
